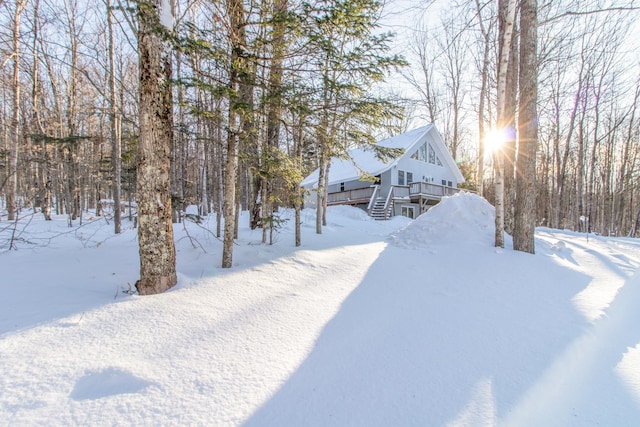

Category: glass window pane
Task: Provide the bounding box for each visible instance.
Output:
[428,144,436,164]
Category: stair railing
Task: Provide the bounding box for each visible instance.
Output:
[382,187,394,219]
[367,185,380,215]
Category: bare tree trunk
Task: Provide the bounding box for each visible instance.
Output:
[65,1,81,222]
[292,108,306,247]
[407,29,439,126]
[575,90,588,230]
[503,17,518,235]
[322,160,330,227]
[216,108,224,238]
[135,0,177,295]
[30,0,50,220]
[107,0,122,234]
[474,0,492,196]
[438,18,465,161]
[555,65,584,228]
[316,149,326,234]
[586,78,604,233]
[494,0,517,248]
[615,83,639,233]
[191,47,209,217]
[222,0,253,267]
[8,0,25,221]
[172,50,185,223]
[261,0,288,244]
[222,108,238,267]
[513,0,537,254]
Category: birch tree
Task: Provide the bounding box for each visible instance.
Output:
[7,0,25,221]
[222,0,254,268]
[106,0,122,234]
[494,0,516,248]
[472,0,495,197]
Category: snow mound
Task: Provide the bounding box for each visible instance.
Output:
[390,192,495,249]
[327,205,372,221]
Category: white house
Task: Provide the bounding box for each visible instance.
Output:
[301,125,465,219]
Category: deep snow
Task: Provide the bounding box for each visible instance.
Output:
[1,193,639,426]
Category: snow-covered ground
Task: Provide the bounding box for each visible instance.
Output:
[1,193,639,426]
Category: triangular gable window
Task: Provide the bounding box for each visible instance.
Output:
[411,142,443,166]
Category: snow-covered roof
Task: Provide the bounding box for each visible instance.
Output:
[301,125,463,188]
[301,126,431,188]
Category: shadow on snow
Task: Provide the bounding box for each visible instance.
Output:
[244,237,592,426]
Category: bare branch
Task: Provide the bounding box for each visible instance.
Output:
[542,6,640,25]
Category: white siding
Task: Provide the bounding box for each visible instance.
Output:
[395,134,459,188]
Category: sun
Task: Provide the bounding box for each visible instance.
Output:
[484,128,509,157]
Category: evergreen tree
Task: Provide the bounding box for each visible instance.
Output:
[300,0,406,233]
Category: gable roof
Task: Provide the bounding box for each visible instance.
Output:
[301,125,464,188]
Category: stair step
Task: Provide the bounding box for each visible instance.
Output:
[369,196,391,220]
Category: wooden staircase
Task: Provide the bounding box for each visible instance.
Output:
[369,197,392,220]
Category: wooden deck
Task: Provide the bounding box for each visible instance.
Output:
[327,182,460,205]
[325,182,466,218]
[327,186,376,206]
[407,182,461,199]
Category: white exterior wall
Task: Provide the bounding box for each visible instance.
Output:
[393,134,459,188]
[395,157,458,187]
[380,169,392,196]
[304,189,318,208]
[328,179,374,194]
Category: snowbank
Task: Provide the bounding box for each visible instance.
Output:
[390,192,496,248]
[326,205,372,222]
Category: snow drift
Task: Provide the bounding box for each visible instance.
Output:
[390,192,496,248]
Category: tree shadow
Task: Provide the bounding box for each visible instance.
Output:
[501,234,640,425]
[0,208,403,337]
[0,224,140,336]
[244,239,591,426]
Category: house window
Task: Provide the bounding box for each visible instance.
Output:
[442,179,447,186]
[429,144,437,164]
[412,142,444,166]
[420,143,427,161]
[406,172,413,184]
[340,182,345,191]
[448,181,452,187]
[401,206,415,219]
[398,170,405,186]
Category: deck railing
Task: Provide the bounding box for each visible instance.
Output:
[327,182,463,207]
[408,182,460,198]
[327,186,376,205]
[392,185,410,198]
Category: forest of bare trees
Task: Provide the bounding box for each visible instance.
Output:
[403,0,640,240]
[1,0,639,289]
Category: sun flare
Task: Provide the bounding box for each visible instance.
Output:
[484,128,509,157]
